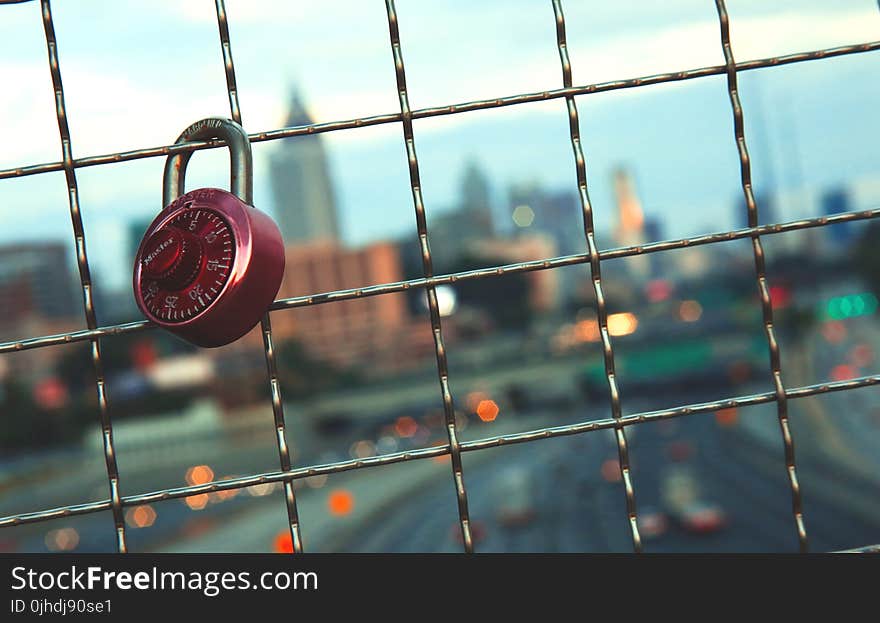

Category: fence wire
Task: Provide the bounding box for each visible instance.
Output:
[0,0,879,554]
[211,0,305,555]
[552,0,641,551]
[714,0,807,552]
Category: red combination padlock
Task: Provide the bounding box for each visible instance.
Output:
[133,118,285,347]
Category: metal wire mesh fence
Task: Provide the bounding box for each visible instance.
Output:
[1,0,879,553]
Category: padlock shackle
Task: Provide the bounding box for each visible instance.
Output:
[163,117,253,207]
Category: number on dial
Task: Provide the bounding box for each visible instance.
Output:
[141,208,234,323]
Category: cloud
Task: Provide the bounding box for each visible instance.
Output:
[2,1,875,190]
[161,0,328,25]
[5,0,871,165]
[1,0,878,291]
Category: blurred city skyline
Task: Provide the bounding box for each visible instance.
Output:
[0,0,879,295]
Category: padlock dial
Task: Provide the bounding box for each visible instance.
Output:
[139,207,235,323]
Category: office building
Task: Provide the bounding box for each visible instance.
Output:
[269,90,340,244]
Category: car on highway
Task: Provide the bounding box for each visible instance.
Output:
[493,466,537,528]
[675,501,727,534]
[660,467,726,534]
[637,506,669,540]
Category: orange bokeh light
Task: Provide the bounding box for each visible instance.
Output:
[679,300,703,322]
[476,400,500,422]
[125,505,157,528]
[184,494,209,510]
[715,408,738,428]
[574,320,600,342]
[185,464,214,486]
[214,479,240,501]
[45,528,79,552]
[572,313,637,342]
[328,489,355,516]
[394,416,418,438]
[607,312,638,337]
[273,531,294,553]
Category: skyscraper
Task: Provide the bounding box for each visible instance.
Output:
[612,167,650,281]
[459,160,494,238]
[426,160,495,271]
[821,188,854,247]
[269,90,340,244]
[0,242,78,334]
[613,167,645,246]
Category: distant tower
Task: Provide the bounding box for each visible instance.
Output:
[613,167,645,246]
[424,160,495,272]
[612,167,650,280]
[459,160,494,238]
[821,188,854,249]
[270,89,340,244]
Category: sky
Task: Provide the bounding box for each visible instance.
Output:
[0,0,879,299]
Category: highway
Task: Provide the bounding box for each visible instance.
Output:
[803,311,880,476]
[4,289,880,553]
[4,384,880,553]
[330,393,880,553]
